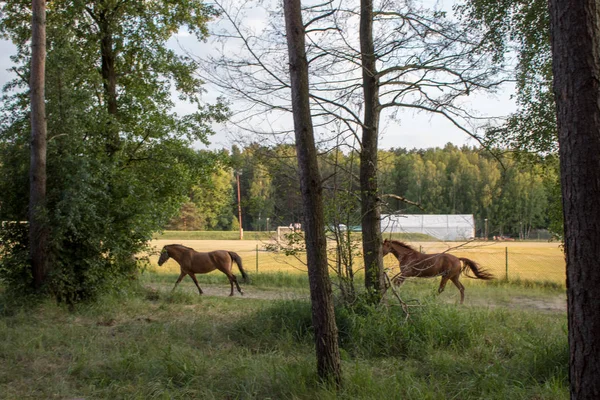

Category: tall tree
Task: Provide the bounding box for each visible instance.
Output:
[29,0,49,290]
[359,0,385,296]
[549,0,600,397]
[282,0,342,385]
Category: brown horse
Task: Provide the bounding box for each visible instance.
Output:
[158,244,249,296]
[382,239,494,304]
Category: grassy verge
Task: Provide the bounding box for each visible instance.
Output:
[0,273,567,399]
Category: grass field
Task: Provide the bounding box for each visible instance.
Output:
[0,278,568,399]
[148,238,566,286]
[0,235,568,399]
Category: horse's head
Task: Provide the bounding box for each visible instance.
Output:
[382,239,392,256]
[382,239,415,259]
[158,246,170,266]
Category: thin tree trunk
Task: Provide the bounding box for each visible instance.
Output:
[98,2,120,155]
[282,0,342,386]
[549,0,600,397]
[360,0,385,297]
[29,0,49,290]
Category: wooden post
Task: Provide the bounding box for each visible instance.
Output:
[505,247,508,281]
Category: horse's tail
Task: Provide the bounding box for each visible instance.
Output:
[459,257,495,280]
[229,251,249,283]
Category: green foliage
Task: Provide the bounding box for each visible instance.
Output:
[456,0,555,154]
[0,223,32,297]
[166,167,236,230]
[0,0,229,302]
[455,0,562,238]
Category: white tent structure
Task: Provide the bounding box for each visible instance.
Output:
[381,214,475,241]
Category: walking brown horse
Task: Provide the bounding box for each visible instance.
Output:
[158,244,249,296]
[382,239,494,304]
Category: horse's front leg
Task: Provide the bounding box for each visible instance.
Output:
[392,271,406,286]
[189,274,203,295]
[393,266,407,286]
[172,272,186,293]
[438,276,450,294]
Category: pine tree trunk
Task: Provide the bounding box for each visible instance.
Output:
[29,0,49,290]
[360,0,385,297]
[283,0,342,386]
[549,0,600,397]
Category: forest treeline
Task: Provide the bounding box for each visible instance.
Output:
[167,142,560,240]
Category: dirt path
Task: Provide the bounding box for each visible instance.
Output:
[147,281,566,314]
[146,282,309,301]
[506,295,566,313]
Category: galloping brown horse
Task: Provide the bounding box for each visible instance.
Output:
[158,244,249,296]
[382,239,494,304]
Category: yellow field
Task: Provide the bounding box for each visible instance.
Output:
[147,239,566,285]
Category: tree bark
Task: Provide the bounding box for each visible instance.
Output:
[548,0,600,398]
[96,1,120,155]
[29,0,49,290]
[359,0,385,297]
[283,0,342,386]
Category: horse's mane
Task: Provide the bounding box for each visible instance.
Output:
[166,244,193,251]
[387,239,419,253]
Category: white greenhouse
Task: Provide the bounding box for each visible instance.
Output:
[381,214,475,241]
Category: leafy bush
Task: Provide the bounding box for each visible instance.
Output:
[0,222,33,297]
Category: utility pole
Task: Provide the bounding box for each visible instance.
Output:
[236,170,243,240]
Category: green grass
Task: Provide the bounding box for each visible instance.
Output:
[0,275,568,399]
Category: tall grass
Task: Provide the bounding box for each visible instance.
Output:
[0,276,568,399]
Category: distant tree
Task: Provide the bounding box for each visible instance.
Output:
[167,202,204,231]
[549,0,600,397]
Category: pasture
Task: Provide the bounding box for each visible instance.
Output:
[148,238,566,286]
[0,238,568,399]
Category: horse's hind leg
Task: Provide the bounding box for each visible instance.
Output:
[226,274,243,296]
[232,275,243,295]
[450,276,465,304]
[189,274,203,295]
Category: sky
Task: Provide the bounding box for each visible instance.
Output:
[0,12,517,152]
